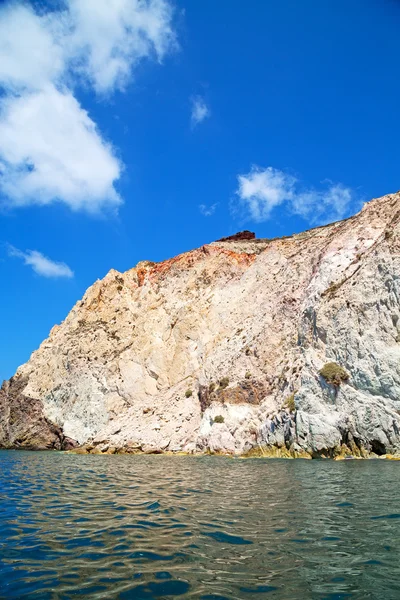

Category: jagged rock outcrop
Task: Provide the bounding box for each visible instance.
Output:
[2,191,400,457]
[0,376,77,450]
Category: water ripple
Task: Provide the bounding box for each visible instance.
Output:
[0,452,399,599]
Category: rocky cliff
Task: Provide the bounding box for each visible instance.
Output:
[2,191,400,457]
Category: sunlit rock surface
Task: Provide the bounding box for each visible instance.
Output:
[2,191,400,457]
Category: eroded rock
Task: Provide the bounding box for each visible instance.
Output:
[2,192,400,457]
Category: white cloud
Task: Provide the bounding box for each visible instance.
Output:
[0,0,175,212]
[8,246,74,278]
[66,0,175,94]
[0,86,121,211]
[236,166,357,225]
[199,203,217,216]
[237,167,296,221]
[191,96,210,128]
[291,183,355,224]
[0,4,64,92]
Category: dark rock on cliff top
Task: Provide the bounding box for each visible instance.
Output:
[216,230,256,242]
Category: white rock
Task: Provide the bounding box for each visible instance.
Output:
[2,192,400,456]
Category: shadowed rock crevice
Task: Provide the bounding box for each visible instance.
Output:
[370,439,386,456]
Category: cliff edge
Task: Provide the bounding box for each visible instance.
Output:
[2,191,400,457]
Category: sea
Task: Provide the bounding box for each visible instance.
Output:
[0,451,399,599]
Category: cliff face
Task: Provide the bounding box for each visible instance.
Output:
[2,192,400,457]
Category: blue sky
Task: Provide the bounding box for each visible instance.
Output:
[1,0,399,381]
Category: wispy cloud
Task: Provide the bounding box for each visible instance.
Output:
[191,96,210,128]
[235,166,359,225]
[237,167,296,222]
[290,181,355,224]
[7,246,74,278]
[0,0,175,213]
[199,203,217,216]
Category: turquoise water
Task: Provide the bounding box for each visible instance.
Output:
[0,452,399,599]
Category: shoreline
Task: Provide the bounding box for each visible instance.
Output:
[1,446,400,460]
[65,445,400,460]
[2,441,400,460]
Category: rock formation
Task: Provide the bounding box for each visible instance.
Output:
[1,191,400,457]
